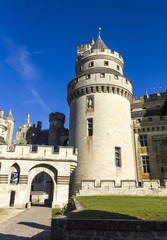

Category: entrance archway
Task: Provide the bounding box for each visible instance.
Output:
[30,172,53,206]
[28,164,57,207]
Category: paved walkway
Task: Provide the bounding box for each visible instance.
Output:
[0,206,52,240]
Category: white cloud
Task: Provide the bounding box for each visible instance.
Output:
[3,37,51,113]
[3,38,39,80]
[28,86,51,113]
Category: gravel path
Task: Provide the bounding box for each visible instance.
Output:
[0,206,52,240]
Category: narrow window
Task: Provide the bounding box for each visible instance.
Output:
[139,135,148,147]
[161,167,164,173]
[117,65,120,70]
[160,116,164,121]
[147,128,150,132]
[79,66,82,72]
[162,126,165,131]
[148,118,152,122]
[115,147,121,167]
[114,75,118,79]
[152,127,154,131]
[142,156,150,173]
[157,127,159,131]
[126,79,128,84]
[89,61,94,67]
[104,61,109,66]
[100,73,105,78]
[87,119,93,136]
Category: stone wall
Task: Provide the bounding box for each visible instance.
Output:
[50,218,167,240]
[77,180,167,197]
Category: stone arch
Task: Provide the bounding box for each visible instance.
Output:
[27,164,58,207]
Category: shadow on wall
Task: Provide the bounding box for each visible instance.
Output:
[0,222,50,240]
[69,210,140,220]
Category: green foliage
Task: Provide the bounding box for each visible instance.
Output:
[70,196,167,220]
[52,208,64,218]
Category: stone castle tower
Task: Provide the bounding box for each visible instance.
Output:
[68,34,136,193]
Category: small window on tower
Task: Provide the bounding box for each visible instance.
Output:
[115,147,121,167]
[79,66,82,72]
[104,61,109,66]
[86,96,94,111]
[117,65,120,71]
[87,118,93,136]
[114,75,118,79]
[89,61,94,67]
[100,73,105,78]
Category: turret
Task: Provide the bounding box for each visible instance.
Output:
[68,34,135,194]
[4,109,15,144]
[48,112,66,146]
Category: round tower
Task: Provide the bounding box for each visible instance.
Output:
[68,35,136,193]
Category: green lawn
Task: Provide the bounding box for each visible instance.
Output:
[69,196,167,220]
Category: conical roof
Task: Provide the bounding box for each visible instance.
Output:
[91,36,108,51]
[4,109,15,122]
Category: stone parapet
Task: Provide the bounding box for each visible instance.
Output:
[51,218,167,240]
[76,180,167,197]
[0,145,77,162]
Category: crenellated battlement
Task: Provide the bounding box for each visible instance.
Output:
[0,144,78,161]
[77,180,167,197]
[49,112,65,123]
[76,47,124,63]
[132,91,167,103]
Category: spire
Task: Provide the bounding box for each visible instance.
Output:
[98,27,101,38]
[91,36,108,51]
[91,37,95,46]
[25,113,30,124]
[4,109,14,122]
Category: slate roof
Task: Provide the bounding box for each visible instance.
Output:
[131,109,160,118]
[91,37,108,51]
[4,109,14,122]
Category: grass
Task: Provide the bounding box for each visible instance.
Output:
[52,208,64,218]
[69,195,167,220]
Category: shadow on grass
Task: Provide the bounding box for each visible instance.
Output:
[69,210,140,220]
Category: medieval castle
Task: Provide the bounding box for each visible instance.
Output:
[0,34,167,208]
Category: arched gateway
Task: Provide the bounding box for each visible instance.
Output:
[0,145,77,208]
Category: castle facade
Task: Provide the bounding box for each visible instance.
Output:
[0,34,167,208]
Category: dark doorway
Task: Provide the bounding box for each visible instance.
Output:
[9,191,15,207]
[30,172,53,207]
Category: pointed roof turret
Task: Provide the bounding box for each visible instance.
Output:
[91,36,108,51]
[4,109,15,122]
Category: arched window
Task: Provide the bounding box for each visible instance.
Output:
[10,163,20,185]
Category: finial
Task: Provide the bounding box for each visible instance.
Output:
[146,89,149,98]
[98,27,101,38]
[25,113,30,124]
[91,37,95,46]
[9,109,11,114]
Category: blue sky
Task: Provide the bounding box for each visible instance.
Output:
[0,0,167,138]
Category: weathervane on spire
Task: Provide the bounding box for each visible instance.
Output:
[98,27,101,38]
